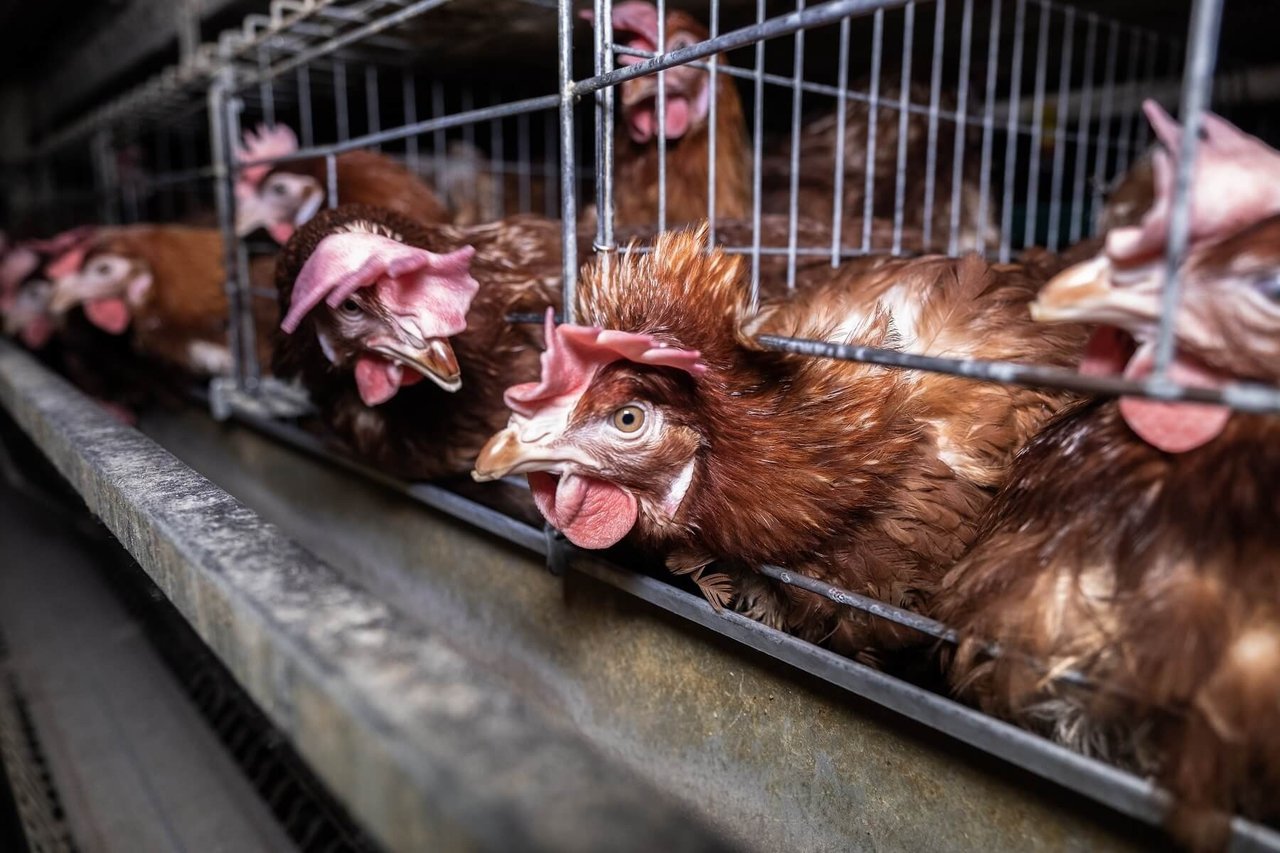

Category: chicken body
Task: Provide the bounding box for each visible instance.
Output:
[273,205,561,479]
[474,227,1084,658]
[939,213,1280,850]
[48,225,276,376]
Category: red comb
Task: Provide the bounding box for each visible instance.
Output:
[235,124,299,200]
[609,0,661,65]
[504,307,706,417]
[280,231,478,339]
[1107,100,1280,261]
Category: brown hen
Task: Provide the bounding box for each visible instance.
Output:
[272,204,560,479]
[473,226,1084,659]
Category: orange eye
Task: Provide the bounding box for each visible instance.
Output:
[611,405,645,434]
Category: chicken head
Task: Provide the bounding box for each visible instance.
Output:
[473,307,707,549]
[3,279,55,349]
[234,124,324,243]
[585,1,715,145]
[278,209,479,407]
[48,246,152,335]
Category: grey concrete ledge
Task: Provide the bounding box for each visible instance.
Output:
[0,340,732,853]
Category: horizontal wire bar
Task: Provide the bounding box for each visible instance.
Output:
[756,334,1280,414]
[234,94,560,169]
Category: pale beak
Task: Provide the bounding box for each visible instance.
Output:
[49,274,111,315]
[1031,254,1164,327]
[235,194,274,237]
[472,426,538,481]
[472,420,592,483]
[371,337,462,392]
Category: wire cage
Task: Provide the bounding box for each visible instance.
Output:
[6,0,1280,848]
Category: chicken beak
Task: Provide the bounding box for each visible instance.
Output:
[235,195,272,237]
[474,426,560,482]
[1031,254,1164,326]
[48,274,97,315]
[371,338,462,392]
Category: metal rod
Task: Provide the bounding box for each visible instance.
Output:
[235,96,562,171]
[1114,27,1144,176]
[831,15,852,266]
[491,86,506,219]
[432,81,447,190]
[517,110,533,214]
[325,153,338,208]
[575,0,912,97]
[892,2,915,256]
[861,8,884,253]
[365,66,382,151]
[998,0,1026,262]
[297,65,315,148]
[1090,21,1121,221]
[258,47,276,126]
[1068,15,1098,245]
[976,0,1003,256]
[1152,0,1226,380]
[922,0,945,251]
[1046,6,1073,252]
[334,59,350,142]
[207,68,247,392]
[786,0,806,289]
[756,333,1280,413]
[947,0,974,255]
[707,0,720,249]
[1023,0,1050,250]
[594,0,617,262]
[559,0,578,324]
[749,0,766,308]
[656,0,667,232]
[402,70,419,173]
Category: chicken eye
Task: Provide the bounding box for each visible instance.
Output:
[93,261,112,276]
[611,404,646,434]
[1253,272,1280,302]
[339,298,362,316]
[269,181,289,197]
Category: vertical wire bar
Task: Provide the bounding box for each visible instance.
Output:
[1090,21,1120,222]
[655,0,667,231]
[297,66,315,147]
[1152,0,1225,380]
[1022,0,1049,249]
[594,0,616,259]
[975,0,1002,256]
[922,0,945,251]
[1114,28,1143,176]
[998,0,1025,262]
[1046,5,1074,252]
[861,8,884,253]
[559,0,578,324]
[892,2,916,256]
[326,154,338,208]
[432,82,446,189]
[491,87,506,218]
[208,70,247,392]
[258,47,276,126]
[706,0,720,249]
[785,0,807,288]
[402,71,420,173]
[749,0,765,306]
[461,89,477,154]
[1067,15,1097,245]
[947,0,974,255]
[157,128,174,220]
[1135,33,1159,152]
[365,66,382,151]
[334,60,350,141]
[545,109,558,218]
[518,110,533,214]
[831,15,851,266]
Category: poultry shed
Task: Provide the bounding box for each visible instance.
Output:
[1,0,1279,850]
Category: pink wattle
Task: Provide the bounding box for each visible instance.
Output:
[1119,345,1232,454]
[20,316,53,350]
[268,222,296,245]
[627,96,692,144]
[354,354,403,406]
[84,298,131,335]
[527,471,638,550]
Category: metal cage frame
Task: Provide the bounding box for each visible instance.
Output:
[7,0,1280,848]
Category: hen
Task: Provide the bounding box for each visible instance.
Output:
[585,1,749,230]
[938,106,1280,850]
[234,125,450,245]
[272,204,560,479]
[47,224,276,376]
[472,226,1084,659]
[939,215,1280,851]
